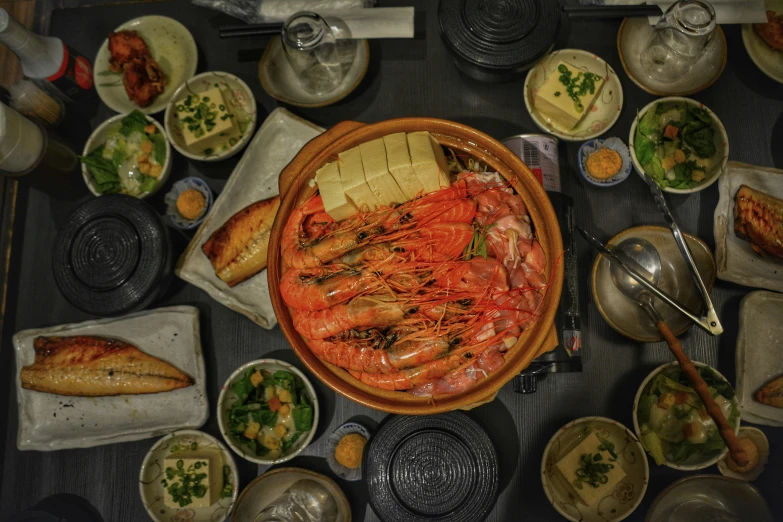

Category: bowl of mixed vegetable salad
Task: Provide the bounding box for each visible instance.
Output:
[633,361,740,471]
[80,111,171,198]
[218,359,318,465]
[629,97,728,194]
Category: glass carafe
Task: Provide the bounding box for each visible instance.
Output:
[640,0,716,84]
[282,12,354,96]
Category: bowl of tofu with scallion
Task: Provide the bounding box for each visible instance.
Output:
[218,359,318,465]
[164,71,257,162]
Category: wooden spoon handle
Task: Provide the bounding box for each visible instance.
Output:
[656,320,748,466]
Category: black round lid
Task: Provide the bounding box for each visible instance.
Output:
[364,412,500,522]
[438,0,561,71]
[52,194,171,316]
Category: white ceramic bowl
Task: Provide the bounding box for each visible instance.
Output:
[541,416,649,522]
[218,359,319,465]
[164,72,257,162]
[139,429,239,522]
[632,361,740,471]
[628,96,729,194]
[81,112,172,198]
[93,15,198,115]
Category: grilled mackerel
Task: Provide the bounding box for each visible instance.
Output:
[756,375,783,409]
[20,336,193,396]
[734,185,783,260]
[202,195,281,287]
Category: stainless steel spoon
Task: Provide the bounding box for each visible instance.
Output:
[610,238,754,468]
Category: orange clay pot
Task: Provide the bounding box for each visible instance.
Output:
[267,118,564,414]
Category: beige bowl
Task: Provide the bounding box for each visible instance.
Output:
[541,416,649,522]
[632,361,740,471]
[217,359,319,465]
[81,113,171,199]
[591,225,716,342]
[628,96,729,194]
[267,118,564,414]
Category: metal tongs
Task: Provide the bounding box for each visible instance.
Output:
[578,174,723,336]
[639,173,722,335]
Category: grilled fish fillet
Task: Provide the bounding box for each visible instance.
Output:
[202,195,281,287]
[20,336,193,396]
[734,185,783,260]
[756,375,783,408]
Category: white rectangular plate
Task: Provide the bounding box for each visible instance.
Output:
[713,161,783,293]
[735,291,783,427]
[176,108,324,329]
[14,305,208,451]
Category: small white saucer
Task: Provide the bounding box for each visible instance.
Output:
[617,17,727,96]
[258,37,369,108]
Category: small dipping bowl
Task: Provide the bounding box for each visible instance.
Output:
[718,426,769,481]
[326,421,371,482]
[164,177,214,230]
[578,137,633,187]
[591,226,716,342]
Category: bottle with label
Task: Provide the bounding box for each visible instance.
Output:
[502,134,584,394]
[0,8,93,101]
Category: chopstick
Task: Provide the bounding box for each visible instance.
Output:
[562,4,663,19]
[219,23,283,39]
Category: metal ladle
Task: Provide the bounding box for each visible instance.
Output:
[610,238,755,468]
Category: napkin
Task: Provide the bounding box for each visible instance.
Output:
[580,0,767,24]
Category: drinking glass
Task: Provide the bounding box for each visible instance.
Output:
[640,0,716,84]
[282,12,351,96]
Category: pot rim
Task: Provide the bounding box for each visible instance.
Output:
[268,117,564,414]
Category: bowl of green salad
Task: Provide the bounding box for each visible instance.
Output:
[80,111,172,198]
[629,97,728,194]
[218,359,318,465]
[633,361,740,471]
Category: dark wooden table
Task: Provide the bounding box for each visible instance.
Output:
[2,1,782,520]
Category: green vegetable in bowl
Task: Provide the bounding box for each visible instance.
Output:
[227,368,314,459]
[634,102,720,190]
[79,110,166,197]
[637,366,739,466]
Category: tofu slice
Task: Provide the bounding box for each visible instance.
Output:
[407,131,450,193]
[315,161,358,221]
[383,132,425,200]
[359,138,407,207]
[338,146,380,211]
[534,61,605,131]
[554,432,626,507]
[163,449,224,508]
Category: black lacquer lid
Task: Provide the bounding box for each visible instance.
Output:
[364,412,500,522]
[53,195,171,316]
[438,0,561,74]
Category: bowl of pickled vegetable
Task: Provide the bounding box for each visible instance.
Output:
[218,359,318,465]
[632,361,740,471]
[629,97,728,194]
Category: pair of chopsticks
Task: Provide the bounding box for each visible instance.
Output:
[563,3,663,20]
[219,22,282,39]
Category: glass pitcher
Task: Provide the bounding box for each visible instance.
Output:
[281,12,355,96]
[640,0,716,84]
